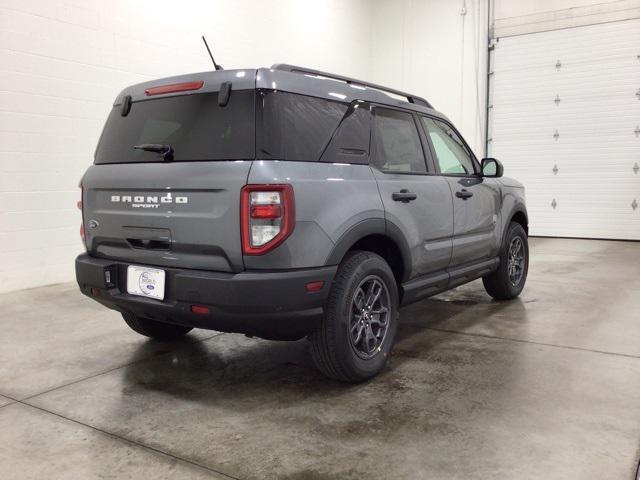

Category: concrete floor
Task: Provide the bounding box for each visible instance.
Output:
[1,238,640,479]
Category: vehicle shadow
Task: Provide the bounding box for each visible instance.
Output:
[119,284,524,410]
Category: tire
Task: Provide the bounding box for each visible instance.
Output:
[310,251,399,383]
[121,312,193,340]
[482,222,529,300]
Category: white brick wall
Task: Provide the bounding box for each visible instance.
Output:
[0,0,373,293]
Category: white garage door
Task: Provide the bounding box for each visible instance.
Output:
[488,18,640,240]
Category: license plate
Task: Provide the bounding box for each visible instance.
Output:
[127,265,165,301]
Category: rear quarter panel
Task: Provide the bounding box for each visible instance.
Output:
[245,161,384,269]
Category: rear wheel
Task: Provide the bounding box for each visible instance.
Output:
[482,222,529,300]
[310,251,399,383]
[122,313,193,340]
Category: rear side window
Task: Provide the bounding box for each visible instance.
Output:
[95,91,255,164]
[257,91,348,162]
[371,108,426,174]
[320,103,371,164]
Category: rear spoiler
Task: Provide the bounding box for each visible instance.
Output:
[272,63,433,109]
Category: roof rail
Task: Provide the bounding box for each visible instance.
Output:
[271,64,433,109]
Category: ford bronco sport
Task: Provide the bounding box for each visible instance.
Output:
[76,64,528,382]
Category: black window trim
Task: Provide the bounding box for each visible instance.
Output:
[369,103,437,176]
[417,114,481,177]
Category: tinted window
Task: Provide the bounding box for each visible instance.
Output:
[372,108,426,173]
[257,91,348,162]
[320,103,371,164]
[95,91,255,164]
[421,117,475,175]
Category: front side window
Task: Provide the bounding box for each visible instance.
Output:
[421,117,475,175]
[371,108,426,174]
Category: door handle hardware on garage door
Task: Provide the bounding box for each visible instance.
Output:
[633,162,639,174]
[456,189,473,200]
[392,189,417,203]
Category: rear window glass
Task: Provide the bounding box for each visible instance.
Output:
[257,91,349,162]
[95,91,255,164]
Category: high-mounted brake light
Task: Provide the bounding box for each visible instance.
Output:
[144,80,204,96]
[241,185,295,255]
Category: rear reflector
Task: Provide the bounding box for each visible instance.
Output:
[90,287,100,296]
[190,305,210,315]
[145,80,204,96]
[305,281,325,293]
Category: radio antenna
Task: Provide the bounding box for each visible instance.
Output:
[202,36,223,70]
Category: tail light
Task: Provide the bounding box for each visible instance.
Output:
[241,185,295,255]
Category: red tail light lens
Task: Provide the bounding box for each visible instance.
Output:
[241,185,295,255]
[250,204,282,219]
[144,81,204,96]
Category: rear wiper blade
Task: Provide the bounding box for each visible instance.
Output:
[133,143,173,161]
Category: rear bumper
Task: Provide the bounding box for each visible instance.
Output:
[75,254,336,339]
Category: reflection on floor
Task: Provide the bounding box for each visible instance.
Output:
[1,238,639,479]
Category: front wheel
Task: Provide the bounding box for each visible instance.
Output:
[122,313,193,340]
[482,222,529,300]
[310,251,399,383]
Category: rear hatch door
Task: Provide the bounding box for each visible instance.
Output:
[82,71,255,273]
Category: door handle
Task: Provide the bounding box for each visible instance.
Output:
[392,189,417,203]
[455,189,473,200]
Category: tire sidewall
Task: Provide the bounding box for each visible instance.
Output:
[333,254,399,379]
[502,224,529,297]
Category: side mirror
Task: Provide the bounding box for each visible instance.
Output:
[481,157,504,178]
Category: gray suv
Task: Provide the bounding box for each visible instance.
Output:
[76,64,528,382]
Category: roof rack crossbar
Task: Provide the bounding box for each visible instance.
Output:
[271,64,432,109]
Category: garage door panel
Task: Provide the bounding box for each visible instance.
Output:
[492,20,640,69]
[490,18,640,240]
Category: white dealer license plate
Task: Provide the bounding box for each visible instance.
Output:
[127,265,165,301]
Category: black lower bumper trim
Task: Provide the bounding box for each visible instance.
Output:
[75,254,336,340]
